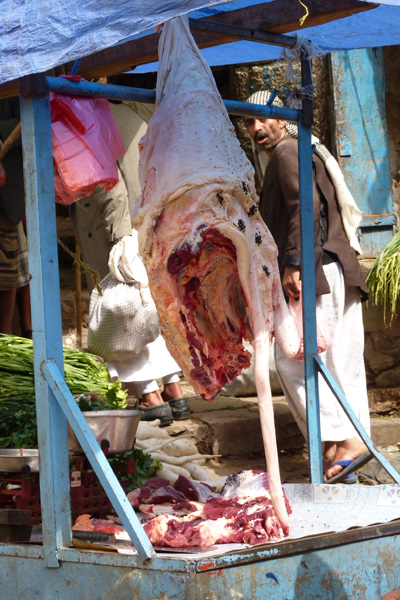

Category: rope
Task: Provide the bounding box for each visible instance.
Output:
[298,0,309,27]
[57,238,103,295]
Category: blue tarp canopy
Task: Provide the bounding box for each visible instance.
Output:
[1,0,400,86]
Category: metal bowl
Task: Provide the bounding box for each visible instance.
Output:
[67,410,142,454]
[0,449,40,473]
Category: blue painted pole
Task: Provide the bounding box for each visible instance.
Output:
[19,86,71,567]
[45,75,299,121]
[298,57,323,483]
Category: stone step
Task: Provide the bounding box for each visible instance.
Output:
[167,395,400,458]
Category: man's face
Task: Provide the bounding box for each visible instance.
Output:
[244,116,287,155]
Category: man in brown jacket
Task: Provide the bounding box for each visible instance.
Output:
[244,90,371,483]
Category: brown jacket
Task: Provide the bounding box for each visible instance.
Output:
[259,135,368,299]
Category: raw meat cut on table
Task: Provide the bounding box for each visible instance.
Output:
[72,514,125,535]
[133,16,301,535]
[140,472,292,548]
[72,473,292,548]
[127,476,216,509]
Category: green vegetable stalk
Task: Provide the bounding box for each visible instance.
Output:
[366,232,400,324]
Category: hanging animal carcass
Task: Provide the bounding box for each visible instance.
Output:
[133,16,301,534]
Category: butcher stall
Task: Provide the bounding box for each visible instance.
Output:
[1,1,400,598]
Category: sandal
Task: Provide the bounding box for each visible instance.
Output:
[325,451,373,485]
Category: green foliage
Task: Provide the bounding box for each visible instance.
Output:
[0,398,38,448]
[105,448,161,491]
[0,334,128,448]
[366,232,400,325]
[0,334,127,405]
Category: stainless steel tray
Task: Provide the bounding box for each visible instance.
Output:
[67,410,142,454]
[0,449,40,473]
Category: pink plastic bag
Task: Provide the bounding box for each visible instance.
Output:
[50,76,125,205]
[53,163,99,205]
[288,290,328,360]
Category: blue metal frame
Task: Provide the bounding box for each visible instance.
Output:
[17,56,400,570]
[315,356,400,482]
[298,117,323,483]
[19,83,154,562]
[19,92,71,567]
[0,520,399,598]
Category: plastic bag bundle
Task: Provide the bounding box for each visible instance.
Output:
[50,76,125,205]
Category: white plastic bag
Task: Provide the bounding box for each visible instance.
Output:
[88,233,160,362]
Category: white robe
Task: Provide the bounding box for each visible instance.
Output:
[107,334,181,384]
[275,261,371,442]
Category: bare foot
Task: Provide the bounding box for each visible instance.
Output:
[323,437,368,482]
[140,390,164,408]
[323,441,337,473]
[162,382,183,402]
[300,442,337,477]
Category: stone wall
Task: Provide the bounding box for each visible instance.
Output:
[228,57,331,191]
[362,271,400,414]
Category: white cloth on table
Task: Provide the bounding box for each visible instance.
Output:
[107,334,181,384]
[275,261,370,442]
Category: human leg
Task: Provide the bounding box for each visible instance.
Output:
[133,379,173,425]
[16,284,32,337]
[321,266,370,480]
[139,379,164,407]
[161,373,182,402]
[15,222,32,337]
